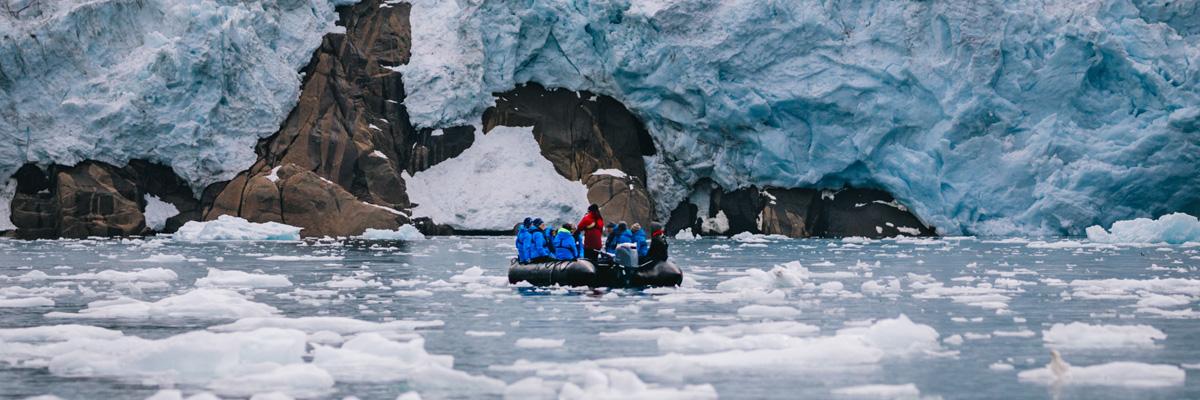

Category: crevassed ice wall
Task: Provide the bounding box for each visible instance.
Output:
[0,0,356,192]
[401,0,1200,235]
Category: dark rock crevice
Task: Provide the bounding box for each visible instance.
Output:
[667,183,936,238]
[6,160,199,239]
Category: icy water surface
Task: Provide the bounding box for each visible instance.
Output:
[1,236,1199,399]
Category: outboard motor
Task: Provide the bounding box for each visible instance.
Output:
[614,244,639,286]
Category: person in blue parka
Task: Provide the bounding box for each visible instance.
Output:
[515,217,533,263]
[527,218,552,262]
[630,223,649,257]
[606,222,634,253]
[552,223,578,260]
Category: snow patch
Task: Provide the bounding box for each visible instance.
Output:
[404,126,588,230]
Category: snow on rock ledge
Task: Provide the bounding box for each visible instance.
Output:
[1086,213,1200,244]
[402,0,1200,235]
[174,215,302,241]
[404,126,589,231]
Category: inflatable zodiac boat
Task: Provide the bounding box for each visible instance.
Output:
[507,258,683,288]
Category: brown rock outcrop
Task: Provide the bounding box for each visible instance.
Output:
[202,0,473,236]
[8,161,199,239]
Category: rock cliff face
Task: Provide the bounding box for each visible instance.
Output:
[8,161,198,239]
[203,0,474,237]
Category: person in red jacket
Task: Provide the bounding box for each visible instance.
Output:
[574,204,605,261]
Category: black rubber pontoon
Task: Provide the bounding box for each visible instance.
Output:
[508,259,683,288]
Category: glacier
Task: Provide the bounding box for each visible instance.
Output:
[401,0,1200,235]
[0,0,356,193]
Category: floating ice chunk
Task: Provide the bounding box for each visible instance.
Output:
[515,338,566,348]
[211,316,443,335]
[556,369,718,400]
[1042,323,1166,349]
[465,330,506,337]
[716,261,811,291]
[196,268,292,288]
[989,362,1015,371]
[258,255,344,261]
[566,315,944,381]
[1019,354,1185,387]
[360,225,426,240]
[674,228,699,240]
[46,288,278,320]
[831,383,920,398]
[248,392,296,400]
[175,215,302,241]
[17,328,309,391]
[1086,213,1200,244]
[312,334,504,392]
[208,364,334,398]
[7,268,178,283]
[737,305,801,319]
[129,254,201,263]
[0,324,123,342]
[0,297,54,307]
[143,194,181,231]
[449,267,508,287]
[405,126,588,230]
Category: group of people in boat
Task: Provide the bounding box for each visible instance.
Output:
[514,204,669,265]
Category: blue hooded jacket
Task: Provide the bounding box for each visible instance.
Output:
[552,228,577,260]
[632,229,648,257]
[515,225,531,263]
[527,227,551,259]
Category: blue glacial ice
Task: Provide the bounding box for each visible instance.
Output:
[401,0,1200,235]
[0,0,356,192]
[1086,212,1200,244]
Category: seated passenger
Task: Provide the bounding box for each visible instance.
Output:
[630,223,648,257]
[515,217,532,263]
[605,222,630,253]
[552,223,578,260]
[527,218,552,262]
[645,222,669,264]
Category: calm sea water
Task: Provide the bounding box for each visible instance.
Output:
[1,236,1197,399]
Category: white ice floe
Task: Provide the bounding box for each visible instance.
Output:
[6,268,178,283]
[195,268,292,288]
[1019,351,1185,387]
[0,297,54,307]
[129,253,201,263]
[312,334,504,392]
[211,316,443,335]
[3,327,328,397]
[1042,323,1166,349]
[674,228,699,240]
[831,383,921,398]
[736,305,800,319]
[360,225,426,240]
[174,215,302,241]
[515,338,566,348]
[1086,213,1200,244]
[499,315,943,381]
[45,288,278,320]
[404,126,588,230]
[258,255,344,261]
[557,369,717,400]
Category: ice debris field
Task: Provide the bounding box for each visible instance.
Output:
[1,215,1199,399]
